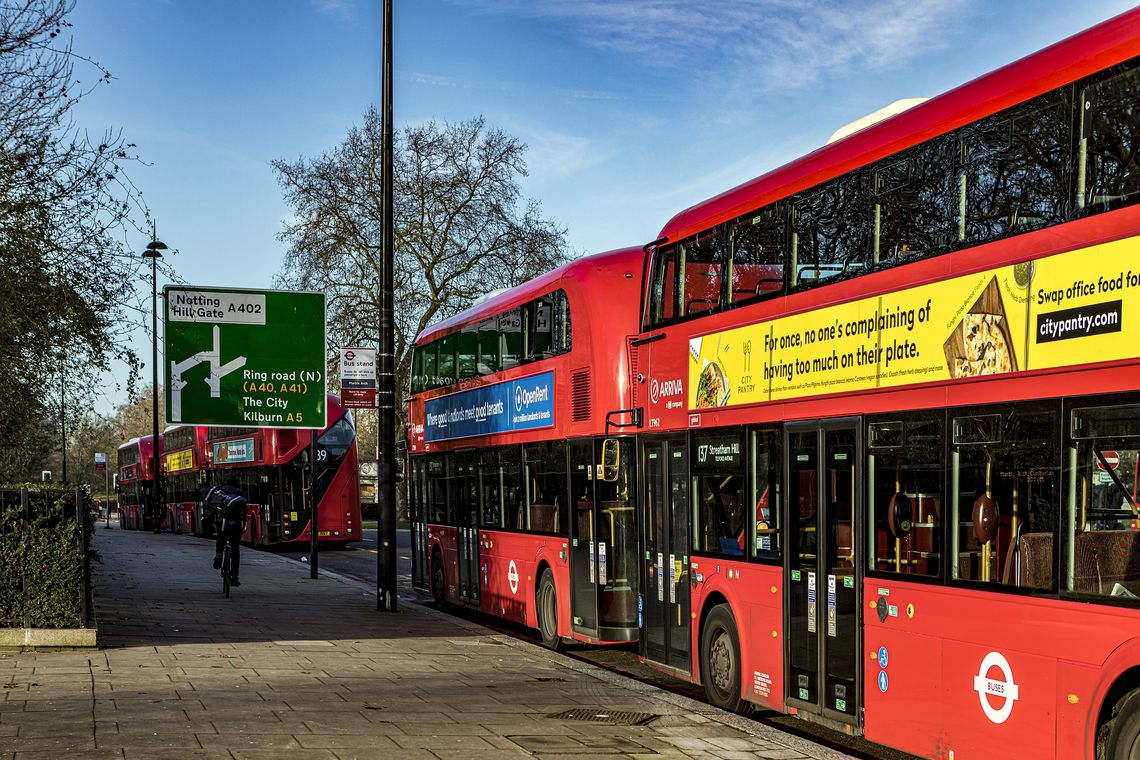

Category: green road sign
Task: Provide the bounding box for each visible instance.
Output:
[163,286,326,429]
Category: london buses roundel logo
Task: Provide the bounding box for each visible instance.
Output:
[973,651,1019,724]
[507,560,519,595]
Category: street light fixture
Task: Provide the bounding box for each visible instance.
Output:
[143,237,167,533]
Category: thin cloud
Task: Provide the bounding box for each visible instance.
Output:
[313,0,355,21]
[454,0,973,92]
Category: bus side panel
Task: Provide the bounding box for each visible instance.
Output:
[861,579,1140,759]
[530,539,571,636]
[862,621,947,757]
[691,558,786,710]
[745,565,785,711]
[482,531,536,626]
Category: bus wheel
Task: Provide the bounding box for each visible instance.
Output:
[537,568,562,651]
[430,549,445,606]
[701,604,748,714]
[1105,689,1140,760]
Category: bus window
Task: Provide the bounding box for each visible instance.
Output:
[410,346,424,393]
[867,411,943,577]
[874,137,957,266]
[524,441,566,535]
[958,91,1069,245]
[1066,401,1140,599]
[422,342,438,390]
[499,308,523,370]
[792,172,873,289]
[680,229,726,317]
[751,428,782,561]
[647,245,679,327]
[457,327,478,380]
[1080,59,1140,214]
[730,208,785,306]
[437,333,456,387]
[477,318,501,375]
[692,429,746,557]
[527,296,554,360]
[950,402,1060,590]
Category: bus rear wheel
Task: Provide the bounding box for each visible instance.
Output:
[701,604,748,714]
[1104,689,1140,760]
[537,568,562,651]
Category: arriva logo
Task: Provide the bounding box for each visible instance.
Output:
[651,378,683,403]
[514,384,550,412]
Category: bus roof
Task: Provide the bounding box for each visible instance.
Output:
[656,7,1140,245]
[414,246,645,345]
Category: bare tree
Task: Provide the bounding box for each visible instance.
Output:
[272,110,570,429]
[0,0,153,481]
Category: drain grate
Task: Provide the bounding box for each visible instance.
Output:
[546,707,658,726]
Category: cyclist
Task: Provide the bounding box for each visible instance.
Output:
[200,476,247,587]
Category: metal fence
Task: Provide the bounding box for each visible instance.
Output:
[0,487,92,629]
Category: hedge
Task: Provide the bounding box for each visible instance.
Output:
[0,488,89,630]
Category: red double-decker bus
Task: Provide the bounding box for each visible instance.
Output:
[161,425,209,535]
[406,248,644,648]
[199,393,362,548]
[631,9,1140,759]
[116,435,160,530]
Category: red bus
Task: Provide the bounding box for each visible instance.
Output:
[632,9,1140,760]
[406,248,644,648]
[161,424,209,535]
[116,435,160,530]
[199,393,362,548]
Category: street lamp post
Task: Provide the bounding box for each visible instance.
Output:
[143,237,167,533]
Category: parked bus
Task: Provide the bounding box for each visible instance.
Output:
[406,248,644,648]
[632,8,1140,760]
[199,393,362,548]
[161,425,209,535]
[116,435,159,530]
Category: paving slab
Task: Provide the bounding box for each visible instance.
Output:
[0,526,857,760]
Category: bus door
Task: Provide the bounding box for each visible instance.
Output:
[455,451,480,605]
[642,435,691,672]
[569,439,598,636]
[784,420,862,726]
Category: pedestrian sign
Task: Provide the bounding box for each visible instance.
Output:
[163,286,326,429]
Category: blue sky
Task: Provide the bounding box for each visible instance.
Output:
[68,0,1134,412]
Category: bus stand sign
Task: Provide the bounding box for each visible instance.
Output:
[163,286,326,429]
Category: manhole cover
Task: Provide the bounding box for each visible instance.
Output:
[546,707,658,726]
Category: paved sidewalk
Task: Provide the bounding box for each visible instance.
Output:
[0,525,855,760]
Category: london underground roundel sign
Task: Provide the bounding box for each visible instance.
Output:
[973,651,1019,724]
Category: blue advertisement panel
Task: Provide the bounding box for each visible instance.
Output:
[425,371,555,443]
[212,438,256,464]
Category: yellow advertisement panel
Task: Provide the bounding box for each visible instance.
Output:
[165,450,194,473]
[689,239,1138,409]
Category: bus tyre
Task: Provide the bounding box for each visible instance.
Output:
[1104,689,1140,760]
[431,549,445,606]
[701,604,748,714]
[537,568,562,651]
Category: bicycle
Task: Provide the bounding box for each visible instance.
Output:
[221,540,234,597]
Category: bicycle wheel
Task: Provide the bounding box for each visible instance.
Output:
[222,546,232,597]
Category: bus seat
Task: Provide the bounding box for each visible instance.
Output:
[1074,531,1140,595]
[529,502,558,534]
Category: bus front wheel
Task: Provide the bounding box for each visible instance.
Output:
[700,604,748,714]
[1103,689,1140,760]
[537,568,562,651]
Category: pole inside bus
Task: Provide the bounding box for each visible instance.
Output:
[376,0,398,612]
[310,428,319,579]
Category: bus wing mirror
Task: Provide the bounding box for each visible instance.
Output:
[601,439,620,482]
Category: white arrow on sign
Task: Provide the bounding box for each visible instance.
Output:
[170,325,246,423]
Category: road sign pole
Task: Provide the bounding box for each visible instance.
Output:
[310,428,319,580]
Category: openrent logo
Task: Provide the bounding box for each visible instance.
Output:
[514,383,550,412]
